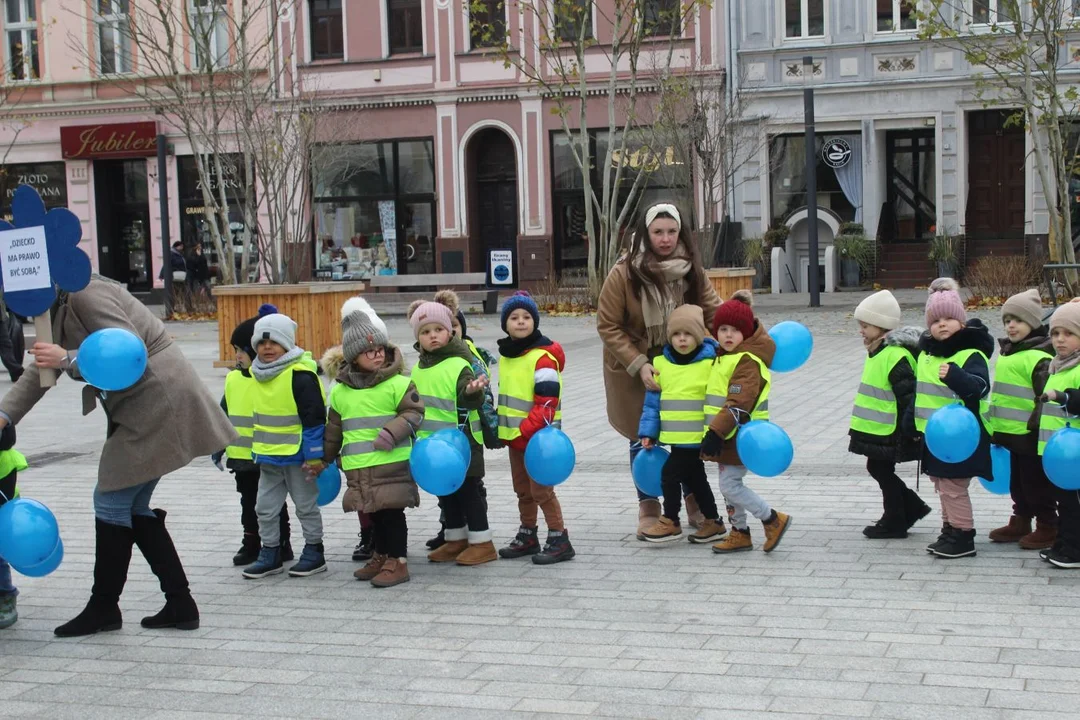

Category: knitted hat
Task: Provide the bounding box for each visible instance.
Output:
[854,290,901,330]
[1050,302,1080,339]
[712,289,755,338]
[253,313,297,352]
[409,301,454,339]
[667,304,706,347]
[501,291,540,332]
[230,303,278,356]
[340,297,389,362]
[924,277,967,327]
[1002,288,1043,330]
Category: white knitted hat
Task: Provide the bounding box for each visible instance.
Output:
[854,290,902,330]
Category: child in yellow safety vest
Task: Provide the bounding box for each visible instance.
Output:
[407,299,495,566]
[495,291,575,564]
[240,312,328,580]
[1035,301,1080,568]
[701,290,792,554]
[987,289,1056,550]
[0,423,26,629]
[636,304,726,545]
[320,299,423,587]
[213,304,294,568]
[847,290,929,539]
[910,278,994,560]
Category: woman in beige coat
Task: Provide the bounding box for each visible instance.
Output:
[0,276,236,637]
[596,202,721,537]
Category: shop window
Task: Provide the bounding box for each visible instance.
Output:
[95,0,132,75]
[470,0,506,49]
[310,0,343,60]
[972,0,1016,25]
[877,0,917,33]
[768,134,860,228]
[389,0,422,54]
[555,0,592,42]
[177,154,254,279]
[4,0,38,80]
[885,131,936,242]
[190,0,230,71]
[0,162,67,220]
[785,0,825,39]
[312,139,436,278]
[642,0,680,37]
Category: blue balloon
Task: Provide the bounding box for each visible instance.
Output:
[431,428,470,464]
[736,420,794,477]
[13,537,63,577]
[0,498,60,569]
[979,445,1011,495]
[925,404,980,464]
[1044,425,1080,491]
[315,465,342,507]
[632,446,669,498]
[410,435,467,496]
[525,427,576,486]
[768,321,813,372]
[78,328,148,391]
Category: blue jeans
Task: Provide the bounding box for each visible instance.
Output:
[93,479,160,527]
[631,440,694,502]
[0,557,16,597]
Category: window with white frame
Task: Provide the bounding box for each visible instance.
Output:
[972,0,1016,25]
[470,0,506,49]
[4,0,39,81]
[190,0,230,71]
[642,0,680,37]
[96,0,132,75]
[784,0,825,39]
[877,0,917,32]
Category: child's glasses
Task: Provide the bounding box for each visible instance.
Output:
[362,348,386,357]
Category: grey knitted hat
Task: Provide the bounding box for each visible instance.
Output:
[253,313,297,352]
[341,297,389,362]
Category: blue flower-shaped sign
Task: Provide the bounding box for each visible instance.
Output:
[0,184,91,317]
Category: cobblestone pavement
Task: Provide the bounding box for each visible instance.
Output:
[2,300,1079,719]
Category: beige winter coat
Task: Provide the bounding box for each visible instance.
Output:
[0,276,238,492]
[596,260,721,440]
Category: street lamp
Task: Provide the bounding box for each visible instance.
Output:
[803,55,820,308]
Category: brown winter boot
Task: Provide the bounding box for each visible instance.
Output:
[456,541,498,566]
[370,558,410,587]
[988,516,1031,543]
[637,499,662,540]
[684,494,705,530]
[689,518,727,544]
[762,511,792,553]
[1019,523,1058,550]
[712,527,752,553]
[354,553,387,581]
[427,540,468,563]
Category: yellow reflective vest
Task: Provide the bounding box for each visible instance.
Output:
[914,348,990,433]
[989,348,1051,436]
[703,352,770,439]
[251,363,325,457]
[330,375,413,470]
[653,355,710,445]
[850,345,915,436]
[1038,364,1080,455]
[224,370,256,461]
[0,449,26,500]
[411,357,483,443]
[497,348,562,441]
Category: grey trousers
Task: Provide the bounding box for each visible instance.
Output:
[717,463,772,530]
[256,464,323,546]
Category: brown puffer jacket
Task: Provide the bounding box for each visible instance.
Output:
[702,320,777,467]
[322,343,423,514]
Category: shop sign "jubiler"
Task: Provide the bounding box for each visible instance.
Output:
[60,122,159,160]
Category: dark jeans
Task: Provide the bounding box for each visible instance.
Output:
[630,440,695,502]
[1010,452,1058,526]
[867,458,908,518]
[440,475,489,532]
[662,447,719,523]
[371,508,408,558]
[235,468,291,541]
[1058,487,1080,555]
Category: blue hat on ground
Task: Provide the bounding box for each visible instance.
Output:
[501,291,539,332]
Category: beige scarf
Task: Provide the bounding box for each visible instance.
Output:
[633,243,693,348]
[1051,348,1080,375]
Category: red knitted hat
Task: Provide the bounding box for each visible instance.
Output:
[712,291,755,338]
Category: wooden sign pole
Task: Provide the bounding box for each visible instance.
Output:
[33,315,56,387]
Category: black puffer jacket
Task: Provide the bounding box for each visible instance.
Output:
[992,327,1052,457]
[848,326,922,463]
[903,320,995,480]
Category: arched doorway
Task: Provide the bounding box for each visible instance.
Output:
[469,128,518,265]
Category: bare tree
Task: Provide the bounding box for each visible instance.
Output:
[475,0,709,291]
[919,0,1080,277]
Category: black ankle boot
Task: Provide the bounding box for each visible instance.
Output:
[55,520,133,638]
[353,528,373,561]
[132,509,200,631]
[233,533,261,566]
[902,488,932,531]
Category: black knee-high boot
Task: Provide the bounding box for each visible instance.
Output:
[54,519,133,637]
[132,509,200,631]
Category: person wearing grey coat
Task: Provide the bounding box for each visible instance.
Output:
[0,276,237,638]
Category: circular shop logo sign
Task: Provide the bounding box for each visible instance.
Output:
[493,264,510,282]
[822,138,852,169]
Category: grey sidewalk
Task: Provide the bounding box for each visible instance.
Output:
[2,306,1079,719]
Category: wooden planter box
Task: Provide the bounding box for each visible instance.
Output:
[213,282,366,368]
[706,267,756,300]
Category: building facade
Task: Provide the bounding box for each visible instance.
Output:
[727,0,1080,289]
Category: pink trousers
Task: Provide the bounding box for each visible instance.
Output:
[932,476,974,531]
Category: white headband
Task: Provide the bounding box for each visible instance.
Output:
[644,203,681,232]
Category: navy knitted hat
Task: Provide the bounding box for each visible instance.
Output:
[230,303,278,356]
[501,291,539,332]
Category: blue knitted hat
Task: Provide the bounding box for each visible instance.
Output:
[501,291,539,332]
